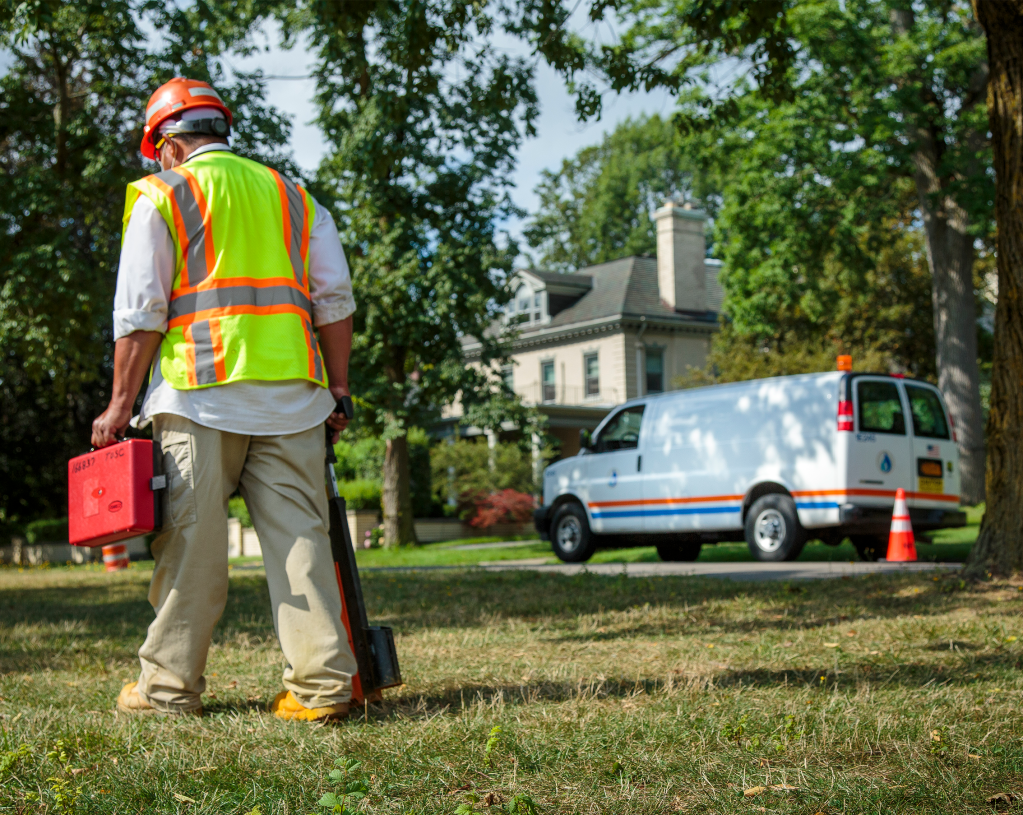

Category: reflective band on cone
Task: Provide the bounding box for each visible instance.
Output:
[885,488,917,562]
[102,543,130,572]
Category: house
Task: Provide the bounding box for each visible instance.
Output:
[453,201,724,457]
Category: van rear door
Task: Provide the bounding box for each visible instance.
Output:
[904,383,960,503]
[848,378,913,502]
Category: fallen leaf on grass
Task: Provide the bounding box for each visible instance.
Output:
[824,643,839,648]
[744,784,799,797]
[482,792,504,806]
[69,765,97,775]
[448,783,473,795]
[189,766,217,773]
[173,793,197,804]
[987,792,1018,807]
[226,680,238,689]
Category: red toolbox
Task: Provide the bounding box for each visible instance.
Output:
[67,440,165,547]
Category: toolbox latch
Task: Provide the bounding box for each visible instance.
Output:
[150,474,167,490]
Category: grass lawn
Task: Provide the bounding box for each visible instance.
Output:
[350,505,983,569]
[2,557,1021,814]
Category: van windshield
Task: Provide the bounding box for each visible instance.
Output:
[905,385,950,439]
[595,406,645,452]
[857,381,906,435]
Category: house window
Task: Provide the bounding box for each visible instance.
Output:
[645,348,664,394]
[533,293,542,322]
[502,365,514,393]
[584,353,599,397]
[541,361,556,403]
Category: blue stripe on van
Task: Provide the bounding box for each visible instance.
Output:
[591,506,741,519]
[794,501,840,510]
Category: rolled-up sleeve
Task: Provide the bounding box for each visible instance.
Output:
[307,200,356,326]
[113,195,175,340]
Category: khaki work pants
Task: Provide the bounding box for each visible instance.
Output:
[136,414,356,713]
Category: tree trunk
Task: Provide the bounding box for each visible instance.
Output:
[967,0,1023,577]
[916,187,987,505]
[382,431,418,547]
[892,9,987,504]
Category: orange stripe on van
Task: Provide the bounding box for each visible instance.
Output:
[589,488,960,510]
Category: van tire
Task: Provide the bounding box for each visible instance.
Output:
[745,494,806,562]
[550,503,597,563]
[656,540,702,562]
[850,535,885,562]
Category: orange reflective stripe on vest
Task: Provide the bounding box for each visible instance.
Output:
[149,167,215,288]
[270,169,311,288]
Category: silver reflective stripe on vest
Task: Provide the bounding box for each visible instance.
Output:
[304,318,324,382]
[279,175,306,287]
[189,320,219,386]
[156,168,210,287]
[168,284,313,321]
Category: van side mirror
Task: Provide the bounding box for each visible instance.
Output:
[579,429,593,451]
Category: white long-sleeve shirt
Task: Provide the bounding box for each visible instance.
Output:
[115,144,356,435]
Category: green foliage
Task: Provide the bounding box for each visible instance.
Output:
[44,740,82,814]
[24,517,69,544]
[311,758,370,815]
[524,115,705,271]
[337,479,382,513]
[0,744,30,778]
[334,428,435,516]
[431,440,537,520]
[228,496,252,528]
[333,436,386,482]
[0,0,296,527]
[483,725,503,768]
[282,0,544,541]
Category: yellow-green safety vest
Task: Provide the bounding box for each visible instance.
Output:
[123,150,327,389]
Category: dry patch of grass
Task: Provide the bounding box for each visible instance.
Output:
[1,563,1022,814]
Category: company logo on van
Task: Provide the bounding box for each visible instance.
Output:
[877,452,893,474]
[608,470,618,487]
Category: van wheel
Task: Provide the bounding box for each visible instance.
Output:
[550,503,597,563]
[745,494,805,562]
[656,541,702,562]
[850,535,885,562]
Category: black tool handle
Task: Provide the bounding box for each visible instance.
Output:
[325,395,355,454]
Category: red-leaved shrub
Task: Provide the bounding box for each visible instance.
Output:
[470,489,536,528]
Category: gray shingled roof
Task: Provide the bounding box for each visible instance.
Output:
[526,256,716,333]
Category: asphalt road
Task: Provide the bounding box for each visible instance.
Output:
[361,559,962,582]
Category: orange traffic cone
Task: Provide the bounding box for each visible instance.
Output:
[102,543,130,572]
[885,488,917,562]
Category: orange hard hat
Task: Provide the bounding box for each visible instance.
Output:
[141,77,233,159]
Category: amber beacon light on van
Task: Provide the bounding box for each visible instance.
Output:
[836,355,854,431]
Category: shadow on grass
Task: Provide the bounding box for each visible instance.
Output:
[317,648,1023,722]
[0,568,995,674]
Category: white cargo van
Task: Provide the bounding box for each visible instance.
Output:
[534,371,966,563]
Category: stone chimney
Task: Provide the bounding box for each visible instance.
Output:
[653,201,707,312]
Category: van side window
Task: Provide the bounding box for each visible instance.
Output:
[595,406,645,453]
[905,385,950,439]
[857,381,906,435]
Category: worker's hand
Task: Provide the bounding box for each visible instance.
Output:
[92,401,132,449]
[327,384,351,445]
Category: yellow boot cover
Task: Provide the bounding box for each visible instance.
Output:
[116,682,203,717]
[271,690,349,722]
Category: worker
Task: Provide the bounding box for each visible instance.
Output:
[92,77,357,722]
